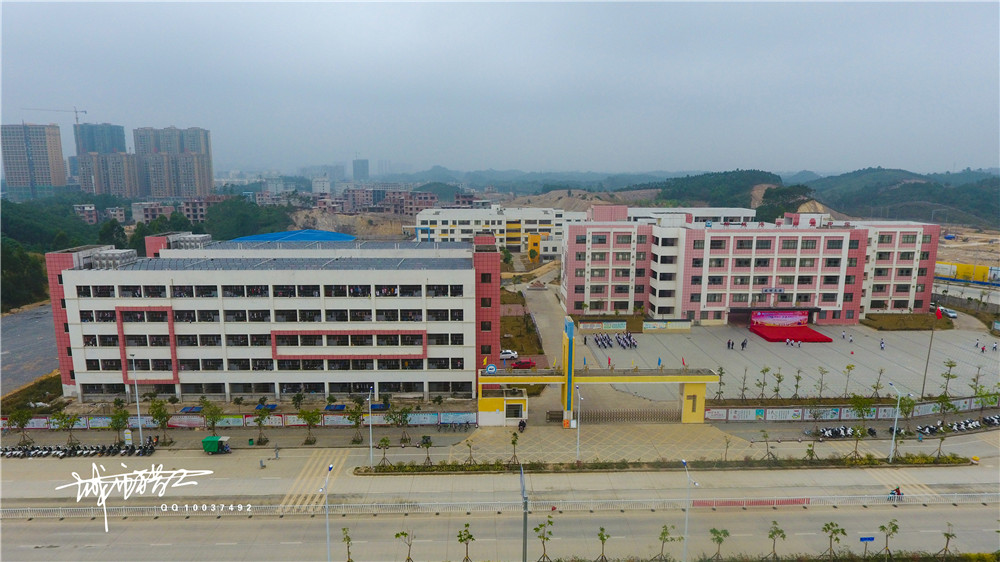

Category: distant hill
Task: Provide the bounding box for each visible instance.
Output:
[807,167,999,227]
[627,169,785,208]
[379,166,700,194]
[417,182,463,203]
[780,170,823,185]
[924,168,998,186]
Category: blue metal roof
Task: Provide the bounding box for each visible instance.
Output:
[231,229,356,242]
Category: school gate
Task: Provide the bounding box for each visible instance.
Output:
[476,317,718,427]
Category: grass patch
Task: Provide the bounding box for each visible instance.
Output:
[570,314,646,332]
[500,315,544,355]
[861,313,953,331]
[500,288,526,305]
[1,371,66,414]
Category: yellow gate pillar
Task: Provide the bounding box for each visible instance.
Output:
[679,382,707,424]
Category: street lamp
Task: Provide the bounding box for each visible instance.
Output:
[681,459,699,562]
[319,463,334,562]
[887,383,913,464]
[130,353,143,445]
[367,386,374,470]
[575,385,582,462]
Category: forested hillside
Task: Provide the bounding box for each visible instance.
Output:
[623,170,784,208]
[807,167,999,226]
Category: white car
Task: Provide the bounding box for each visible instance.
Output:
[939,307,958,319]
[499,350,519,360]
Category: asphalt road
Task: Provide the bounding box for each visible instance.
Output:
[0,303,58,396]
[2,505,995,561]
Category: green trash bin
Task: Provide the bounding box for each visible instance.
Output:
[249,438,254,446]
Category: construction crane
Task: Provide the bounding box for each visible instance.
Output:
[21,106,88,124]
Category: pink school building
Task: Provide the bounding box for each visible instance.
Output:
[561,206,939,326]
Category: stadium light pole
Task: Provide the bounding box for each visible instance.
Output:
[681,459,698,562]
[319,463,334,562]
[887,383,913,463]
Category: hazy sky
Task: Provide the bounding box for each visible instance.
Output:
[3,2,998,176]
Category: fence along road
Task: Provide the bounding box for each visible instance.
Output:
[2,492,996,521]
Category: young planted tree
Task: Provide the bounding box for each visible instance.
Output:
[713,366,726,400]
[386,405,413,445]
[738,367,750,402]
[709,528,730,560]
[109,407,129,445]
[771,368,784,399]
[457,523,475,562]
[766,520,786,560]
[50,411,81,445]
[757,366,771,400]
[9,409,34,445]
[342,527,353,562]
[898,395,916,432]
[394,530,415,562]
[939,359,958,397]
[377,436,393,467]
[232,396,244,413]
[464,440,476,465]
[848,394,875,433]
[299,408,322,445]
[199,397,224,436]
[815,366,829,399]
[842,364,856,398]
[253,407,271,445]
[936,522,956,558]
[871,367,885,398]
[346,400,366,445]
[877,518,898,560]
[148,398,172,445]
[723,435,732,462]
[652,524,681,561]
[508,431,520,467]
[533,514,554,562]
[936,394,958,426]
[791,368,803,399]
[167,395,180,411]
[759,429,777,461]
[804,442,817,461]
[421,436,433,466]
[291,392,305,411]
[595,526,610,562]
[821,521,846,559]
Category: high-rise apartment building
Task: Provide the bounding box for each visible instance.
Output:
[78,152,140,198]
[133,126,213,198]
[1,123,67,199]
[74,123,126,155]
[352,158,369,181]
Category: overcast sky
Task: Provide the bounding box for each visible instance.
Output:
[3,2,998,176]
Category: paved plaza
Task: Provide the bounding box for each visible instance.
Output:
[517,271,998,409]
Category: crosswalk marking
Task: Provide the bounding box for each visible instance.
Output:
[863,467,938,498]
[279,449,349,512]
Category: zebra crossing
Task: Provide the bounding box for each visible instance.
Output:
[278,449,350,512]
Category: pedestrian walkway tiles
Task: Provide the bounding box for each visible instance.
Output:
[279,448,350,512]
[451,425,754,464]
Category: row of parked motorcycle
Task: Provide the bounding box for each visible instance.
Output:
[3,436,157,459]
[916,417,991,435]
[810,415,999,439]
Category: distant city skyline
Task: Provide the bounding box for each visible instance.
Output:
[2,3,997,177]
